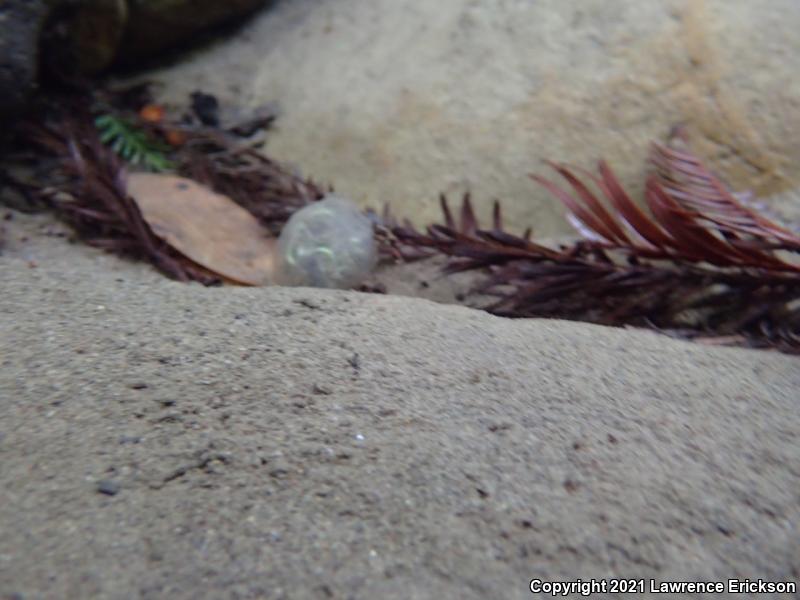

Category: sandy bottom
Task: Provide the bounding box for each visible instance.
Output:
[0,211,798,598]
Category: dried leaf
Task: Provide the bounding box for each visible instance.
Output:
[127,173,277,285]
[15,87,322,285]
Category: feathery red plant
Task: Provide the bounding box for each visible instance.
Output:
[389,141,800,352]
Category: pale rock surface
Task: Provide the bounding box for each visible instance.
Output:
[0,212,798,598]
[145,0,800,234]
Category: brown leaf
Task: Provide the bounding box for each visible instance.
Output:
[126,173,277,285]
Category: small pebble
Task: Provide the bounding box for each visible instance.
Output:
[312,383,333,395]
[96,480,121,496]
[268,460,291,479]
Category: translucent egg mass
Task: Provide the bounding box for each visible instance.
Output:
[275,195,378,289]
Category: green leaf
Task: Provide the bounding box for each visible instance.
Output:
[94,113,174,173]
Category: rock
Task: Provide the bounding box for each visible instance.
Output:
[0,0,127,116]
[0,0,271,119]
[0,1,51,117]
[148,0,800,235]
[0,0,128,118]
[116,0,271,62]
[95,479,121,496]
[49,0,129,75]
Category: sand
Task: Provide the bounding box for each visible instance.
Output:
[1,211,798,599]
[143,0,800,232]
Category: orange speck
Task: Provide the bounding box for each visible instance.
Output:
[165,129,187,147]
[139,104,165,123]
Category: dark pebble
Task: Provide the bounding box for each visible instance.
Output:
[97,480,121,496]
[191,91,220,126]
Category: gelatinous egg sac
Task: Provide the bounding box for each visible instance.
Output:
[275,195,378,289]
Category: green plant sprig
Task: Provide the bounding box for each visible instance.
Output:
[94,114,174,172]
